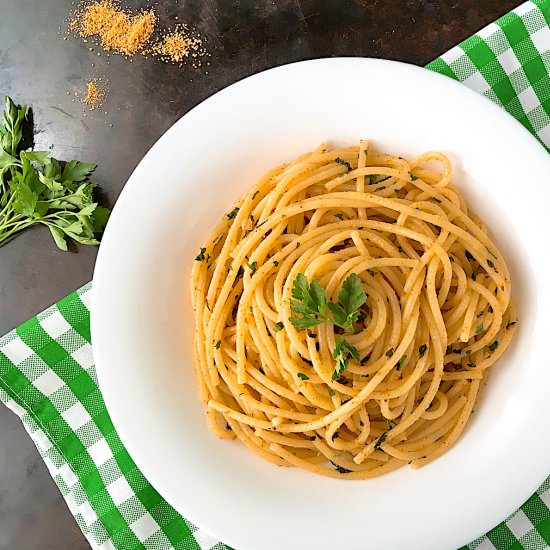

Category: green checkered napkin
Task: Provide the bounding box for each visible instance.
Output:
[2,2,550,549]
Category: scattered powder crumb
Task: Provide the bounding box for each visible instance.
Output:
[152,26,205,64]
[70,0,156,56]
[68,1,207,66]
[82,78,108,110]
[68,2,208,120]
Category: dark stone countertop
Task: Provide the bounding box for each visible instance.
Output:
[0,1,519,548]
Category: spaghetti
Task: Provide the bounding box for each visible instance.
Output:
[191,142,517,479]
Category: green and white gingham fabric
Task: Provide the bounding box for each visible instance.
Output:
[427,0,550,150]
[2,2,550,549]
[0,284,225,550]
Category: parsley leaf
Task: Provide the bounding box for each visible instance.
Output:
[332,336,360,380]
[409,171,418,181]
[195,247,206,261]
[297,372,310,380]
[289,273,330,329]
[327,273,367,333]
[61,160,96,183]
[273,322,284,333]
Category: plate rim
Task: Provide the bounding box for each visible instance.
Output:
[92,56,550,550]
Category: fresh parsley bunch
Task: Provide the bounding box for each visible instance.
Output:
[0,96,110,250]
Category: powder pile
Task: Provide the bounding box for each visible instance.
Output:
[70,0,156,56]
[153,27,205,64]
[82,78,107,109]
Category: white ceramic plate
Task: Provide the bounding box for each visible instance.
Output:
[92,58,550,550]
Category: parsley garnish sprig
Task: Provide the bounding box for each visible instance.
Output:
[332,336,360,380]
[289,272,366,380]
[289,273,366,333]
[0,97,109,250]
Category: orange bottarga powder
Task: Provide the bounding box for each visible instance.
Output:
[153,28,205,63]
[70,0,156,56]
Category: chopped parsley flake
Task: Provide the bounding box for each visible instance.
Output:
[330,461,352,474]
[214,340,221,349]
[194,247,206,261]
[488,340,499,353]
[383,416,396,429]
[335,157,352,172]
[418,344,427,357]
[396,355,407,371]
[374,432,388,449]
[227,207,239,219]
[247,261,257,274]
[297,372,310,380]
[273,322,284,333]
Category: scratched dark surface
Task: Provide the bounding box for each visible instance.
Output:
[0,0,520,548]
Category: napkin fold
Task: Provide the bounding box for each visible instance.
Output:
[2,2,550,549]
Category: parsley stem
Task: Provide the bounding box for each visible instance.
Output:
[0,192,16,219]
[0,212,23,231]
[0,220,33,244]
